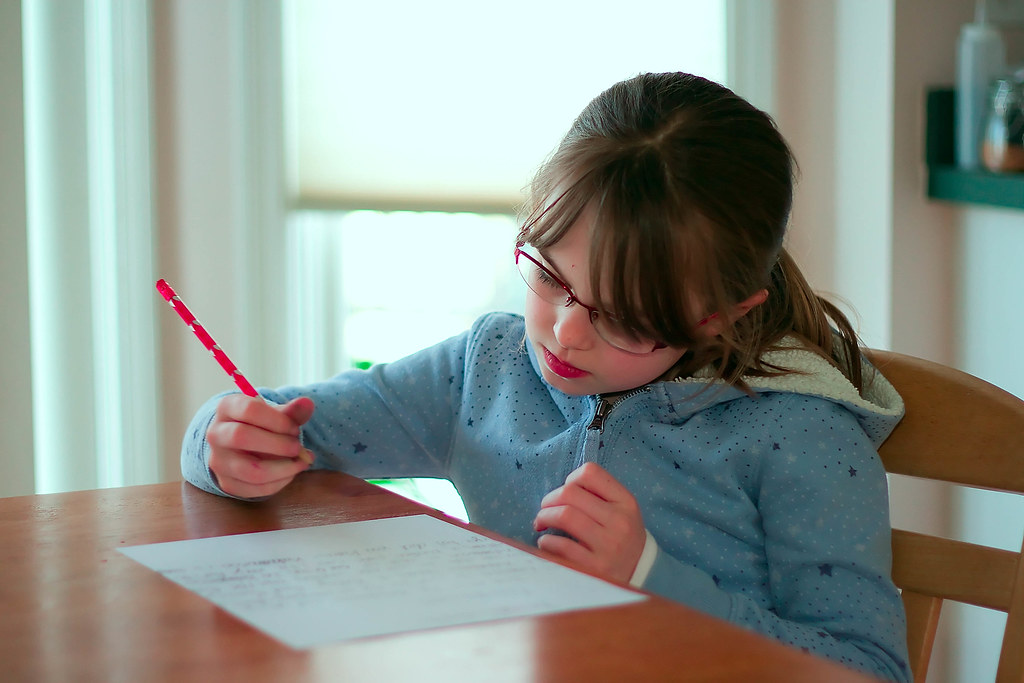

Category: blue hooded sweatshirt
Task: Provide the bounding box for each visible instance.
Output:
[182,312,910,682]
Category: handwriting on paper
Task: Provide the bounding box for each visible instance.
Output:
[120,514,644,648]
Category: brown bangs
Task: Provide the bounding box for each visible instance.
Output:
[589,187,719,350]
[520,143,725,350]
[518,174,594,251]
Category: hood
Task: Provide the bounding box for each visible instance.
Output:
[677,343,905,447]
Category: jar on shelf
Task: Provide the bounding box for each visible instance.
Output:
[982,71,1024,172]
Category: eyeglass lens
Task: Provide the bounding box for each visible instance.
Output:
[515,248,660,354]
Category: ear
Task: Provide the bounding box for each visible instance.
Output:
[733,288,769,318]
[700,289,769,337]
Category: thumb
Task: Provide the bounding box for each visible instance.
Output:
[281,396,316,427]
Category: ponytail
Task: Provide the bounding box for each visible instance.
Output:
[761,248,864,391]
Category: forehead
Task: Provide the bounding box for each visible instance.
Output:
[537,215,593,286]
[524,181,594,248]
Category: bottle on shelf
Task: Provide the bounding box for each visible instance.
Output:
[956,0,1007,169]
[982,71,1024,172]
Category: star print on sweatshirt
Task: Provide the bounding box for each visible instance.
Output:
[181,313,909,682]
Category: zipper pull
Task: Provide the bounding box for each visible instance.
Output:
[587,398,611,432]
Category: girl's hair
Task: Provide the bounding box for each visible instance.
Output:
[519,72,864,392]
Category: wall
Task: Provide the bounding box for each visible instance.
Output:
[151,0,247,482]
[0,0,34,497]
[151,0,287,482]
[955,191,1024,682]
[776,1,1024,679]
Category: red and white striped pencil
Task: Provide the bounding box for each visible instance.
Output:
[155,279,313,464]
[156,279,259,397]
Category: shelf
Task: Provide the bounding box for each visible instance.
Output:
[928,165,1024,209]
[926,88,1024,210]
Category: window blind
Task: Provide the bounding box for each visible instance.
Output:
[285,0,726,210]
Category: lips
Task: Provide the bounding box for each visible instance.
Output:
[543,347,588,379]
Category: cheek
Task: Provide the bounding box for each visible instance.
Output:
[583,353,682,395]
[614,352,686,385]
[524,293,551,331]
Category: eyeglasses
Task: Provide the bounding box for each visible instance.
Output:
[514,244,667,354]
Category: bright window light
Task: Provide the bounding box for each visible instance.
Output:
[285,0,727,208]
[287,209,523,374]
[339,210,523,365]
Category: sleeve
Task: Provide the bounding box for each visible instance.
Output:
[181,314,489,497]
[641,398,911,683]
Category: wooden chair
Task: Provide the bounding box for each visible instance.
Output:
[867,350,1024,683]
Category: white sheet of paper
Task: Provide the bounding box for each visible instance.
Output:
[119,514,645,648]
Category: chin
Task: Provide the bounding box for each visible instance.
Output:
[537,366,591,396]
[549,380,593,397]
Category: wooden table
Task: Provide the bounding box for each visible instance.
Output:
[1,471,881,682]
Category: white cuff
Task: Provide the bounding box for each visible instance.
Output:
[628,529,659,588]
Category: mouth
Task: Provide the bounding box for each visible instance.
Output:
[543,347,588,379]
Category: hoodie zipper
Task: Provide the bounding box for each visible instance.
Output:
[587,398,613,432]
[578,388,651,467]
[587,387,652,433]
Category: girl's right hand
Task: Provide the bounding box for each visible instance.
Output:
[206,394,316,499]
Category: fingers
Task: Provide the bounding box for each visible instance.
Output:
[535,484,614,542]
[534,485,631,552]
[208,418,304,459]
[281,395,316,426]
[536,463,639,535]
[215,394,309,437]
[206,394,316,498]
[534,463,646,583]
[561,461,632,503]
[537,531,594,568]
[210,453,308,499]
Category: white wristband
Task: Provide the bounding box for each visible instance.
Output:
[629,529,659,588]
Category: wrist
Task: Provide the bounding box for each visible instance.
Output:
[628,529,659,588]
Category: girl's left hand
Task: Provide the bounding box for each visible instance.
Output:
[533,462,646,584]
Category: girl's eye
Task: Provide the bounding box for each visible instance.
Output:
[534,267,563,291]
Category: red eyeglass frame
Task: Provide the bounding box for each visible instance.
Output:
[514,245,668,353]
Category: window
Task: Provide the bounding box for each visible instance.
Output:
[284,0,727,210]
[286,210,522,382]
[283,0,728,517]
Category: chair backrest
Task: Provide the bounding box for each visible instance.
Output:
[866,350,1024,683]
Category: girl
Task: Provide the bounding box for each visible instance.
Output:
[183,73,909,681]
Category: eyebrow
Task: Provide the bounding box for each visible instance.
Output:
[536,247,609,316]
[536,248,576,291]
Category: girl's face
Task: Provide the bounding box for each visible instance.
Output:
[523,216,688,396]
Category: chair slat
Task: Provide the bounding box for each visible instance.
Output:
[995,534,1024,683]
[891,529,1019,611]
[900,590,941,683]
[868,350,1024,493]
[867,350,1024,682]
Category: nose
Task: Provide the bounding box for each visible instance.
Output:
[551,300,595,350]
